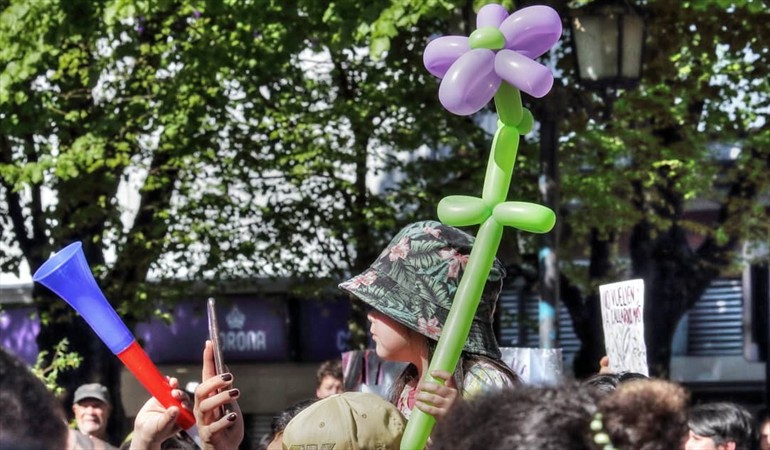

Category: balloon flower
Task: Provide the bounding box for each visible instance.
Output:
[33,242,195,429]
[401,4,561,449]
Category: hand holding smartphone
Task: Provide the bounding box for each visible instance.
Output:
[207,297,233,416]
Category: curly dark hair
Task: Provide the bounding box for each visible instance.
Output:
[0,347,68,449]
[600,379,689,450]
[431,382,600,450]
[583,371,649,396]
[432,378,690,450]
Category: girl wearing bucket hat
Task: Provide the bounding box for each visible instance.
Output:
[339,220,519,422]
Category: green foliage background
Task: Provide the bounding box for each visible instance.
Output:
[1,0,768,431]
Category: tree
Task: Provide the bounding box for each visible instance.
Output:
[0,0,494,437]
[369,0,769,377]
[4,1,765,439]
[554,0,770,377]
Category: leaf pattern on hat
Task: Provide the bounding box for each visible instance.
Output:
[388,236,410,261]
[342,269,378,290]
[415,271,452,310]
[438,248,469,279]
[402,238,443,271]
[417,316,442,339]
[423,225,442,239]
[338,220,504,359]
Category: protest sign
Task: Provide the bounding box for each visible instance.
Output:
[599,279,649,375]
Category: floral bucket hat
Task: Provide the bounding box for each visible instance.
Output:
[339,220,506,359]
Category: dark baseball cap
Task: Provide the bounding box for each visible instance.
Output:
[73,383,110,405]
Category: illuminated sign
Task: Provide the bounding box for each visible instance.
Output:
[136,297,289,363]
[297,298,351,361]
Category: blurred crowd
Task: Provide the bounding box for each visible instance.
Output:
[2,220,767,450]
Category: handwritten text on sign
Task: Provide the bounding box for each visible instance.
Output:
[599,279,649,376]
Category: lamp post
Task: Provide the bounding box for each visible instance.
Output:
[538,0,645,350]
[569,0,646,116]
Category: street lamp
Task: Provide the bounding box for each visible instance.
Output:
[569,0,646,91]
[536,0,645,349]
[549,0,646,369]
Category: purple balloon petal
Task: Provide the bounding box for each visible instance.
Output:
[477,4,509,29]
[424,36,471,78]
[439,49,500,115]
[495,49,553,98]
[499,5,562,58]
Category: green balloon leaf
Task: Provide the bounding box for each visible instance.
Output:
[493,201,556,233]
[518,108,534,134]
[437,195,491,226]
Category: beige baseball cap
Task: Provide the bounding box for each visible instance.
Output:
[282,392,405,450]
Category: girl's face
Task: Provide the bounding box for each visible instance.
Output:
[367,308,415,362]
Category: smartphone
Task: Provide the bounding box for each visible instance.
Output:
[207,297,233,416]
[207,298,226,375]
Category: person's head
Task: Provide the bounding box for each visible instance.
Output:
[259,399,316,450]
[599,378,689,450]
[583,371,649,396]
[0,347,68,450]
[281,392,405,450]
[432,378,690,450]
[339,220,506,363]
[315,359,343,399]
[431,382,600,450]
[686,402,756,450]
[72,383,112,439]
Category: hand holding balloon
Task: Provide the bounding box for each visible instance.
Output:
[33,242,195,429]
[402,4,561,449]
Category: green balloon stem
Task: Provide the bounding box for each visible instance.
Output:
[481,125,519,205]
[409,74,554,450]
[399,219,504,450]
[495,83,522,126]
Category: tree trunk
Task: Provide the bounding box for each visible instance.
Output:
[563,228,614,377]
[632,222,721,377]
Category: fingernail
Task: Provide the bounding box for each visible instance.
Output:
[221,373,232,381]
[227,413,237,422]
[228,388,240,397]
[169,408,178,418]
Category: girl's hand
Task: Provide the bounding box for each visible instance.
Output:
[194,340,245,450]
[414,370,459,421]
[129,377,190,450]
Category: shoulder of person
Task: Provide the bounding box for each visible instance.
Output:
[93,437,119,450]
[68,429,96,450]
[462,359,513,396]
[67,429,118,450]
